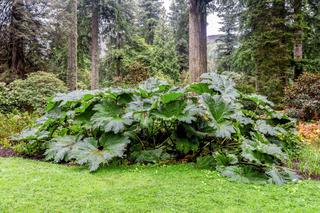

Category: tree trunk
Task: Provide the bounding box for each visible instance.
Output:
[115,33,122,79]
[189,0,207,82]
[115,0,122,80]
[90,0,99,90]
[10,0,25,79]
[67,0,78,91]
[293,0,303,79]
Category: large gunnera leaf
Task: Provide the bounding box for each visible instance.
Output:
[219,166,269,184]
[71,135,130,172]
[13,127,42,141]
[160,92,184,104]
[134,148,171,163]
[187,82,214,95]
[267,167,299,185]
[255,120,285,136]
[241,137,287,165]
[152,99,203,123]
[138,78,171,96]
[242,94,274,107]
[200,72,239,101]
[45,136,79,162]
[71,138,110,172]
[126,95,157,128]
[99,133,130,157]
[48,90,99,110]
[91,101,132,134]
[202,94,236,138]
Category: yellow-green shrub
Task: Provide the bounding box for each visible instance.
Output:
[0,112,36,148]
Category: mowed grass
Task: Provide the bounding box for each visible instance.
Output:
[0,158,320,212]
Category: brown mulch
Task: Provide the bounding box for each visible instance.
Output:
[0,145,20,158]
[0,145,45,161]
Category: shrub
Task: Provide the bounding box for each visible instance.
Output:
[122,62,150,85]
[0,112,36,150]
[298,121,320,147]
[285,72,320,121]
[0,72,67,113]
[0,82,10,111]
[17,72,301,184]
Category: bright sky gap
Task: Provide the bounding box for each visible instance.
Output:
[163,0,222,35]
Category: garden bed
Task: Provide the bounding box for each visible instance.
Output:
[0,145,19,158]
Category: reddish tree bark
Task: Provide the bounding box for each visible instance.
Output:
[67,0,78,91]
[189,0,208,82]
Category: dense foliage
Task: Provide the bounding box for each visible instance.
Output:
[169,0,189,72]
[0,0,51,81]
[285,72,320,121]
[298,121,320,146]
[0,112,35,151]
[17,72,300,184]
[0,72,67,113]
[214,0,320,104]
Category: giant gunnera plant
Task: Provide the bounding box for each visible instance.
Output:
[16,72,301,184]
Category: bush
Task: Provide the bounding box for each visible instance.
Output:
[0,82,10,110]
[0,72,67,113]
[285,72,320,121]
[298,121,320,147]
[0,112,36,150]
[122,62,150,85]
[17,72,301,184]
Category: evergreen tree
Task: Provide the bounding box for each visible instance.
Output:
[299,0,320,72]
[221,0,320,102]
[290,0,320,77]
[101,0,136,80]
[138,0,163,45]
[234,0,292,103]
[169,0,189,72]
[0,0,50,81]
[216,0,239,72]
[151,13,180,81]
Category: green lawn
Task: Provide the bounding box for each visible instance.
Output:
[0,158,319,212]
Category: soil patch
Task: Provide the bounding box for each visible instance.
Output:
[0,145,20,158]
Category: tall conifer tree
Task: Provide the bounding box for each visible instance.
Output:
[169,0,189,72]
[67,0,78,91]
[138,0,163,45]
